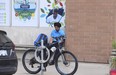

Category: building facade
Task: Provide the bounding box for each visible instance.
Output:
[66,0,115,63]
[0,0,116,63]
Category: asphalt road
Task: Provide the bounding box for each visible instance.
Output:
[13,59,109,75]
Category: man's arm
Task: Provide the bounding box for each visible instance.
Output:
[46,16,50,24]
[49,37,53,44]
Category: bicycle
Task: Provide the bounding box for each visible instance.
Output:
[22,37,78,75]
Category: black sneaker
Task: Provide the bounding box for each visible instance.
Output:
[43,67,46,71]
[49,60,54,65]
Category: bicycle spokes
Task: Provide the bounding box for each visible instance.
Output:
[55,51,78,75]
[22,49,41,74]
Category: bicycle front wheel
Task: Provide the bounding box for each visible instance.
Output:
[22,49,41,74]
[55,51,78,75]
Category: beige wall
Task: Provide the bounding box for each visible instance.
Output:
[66,0,115,63]
[0,27,53,45]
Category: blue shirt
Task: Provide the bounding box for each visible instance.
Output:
[51,29,65,42]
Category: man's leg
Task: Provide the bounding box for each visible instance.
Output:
[49,49,59,65]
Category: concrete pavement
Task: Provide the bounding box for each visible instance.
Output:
[14,59,109,75]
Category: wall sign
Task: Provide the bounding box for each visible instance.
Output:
[0,0,10,26]
[12,0,39,26]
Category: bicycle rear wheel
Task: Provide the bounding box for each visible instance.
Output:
[55,51,78,75]
[22,49,41,74]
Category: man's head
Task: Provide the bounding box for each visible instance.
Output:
[54,22,61,32]
[53,9,58,19]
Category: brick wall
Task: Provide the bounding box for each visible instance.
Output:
[66,0,115,63]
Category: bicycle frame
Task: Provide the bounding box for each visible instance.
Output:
[34,40,65,63]
[34,36,66,74]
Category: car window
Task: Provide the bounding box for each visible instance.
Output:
[0,34,12,44]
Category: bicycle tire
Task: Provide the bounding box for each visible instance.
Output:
[22,49,41,74]
[55,51,78,75]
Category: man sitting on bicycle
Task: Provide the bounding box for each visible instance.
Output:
[49,22,65,65]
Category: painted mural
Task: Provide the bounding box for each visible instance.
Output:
[12,0,38,26]
[13,0,36,21]
[40,0,66,27]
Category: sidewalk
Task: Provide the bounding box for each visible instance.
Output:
[14,60,109,75]
[77,62,109,75]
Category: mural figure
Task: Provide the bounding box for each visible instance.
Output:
[40,0,66,27]
[46,8,64,27]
